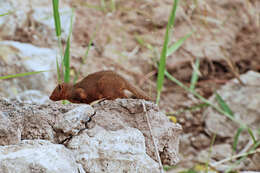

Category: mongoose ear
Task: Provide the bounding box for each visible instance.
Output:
[58,83,65,91]
[58,84,62,90]
[76,88,87,99]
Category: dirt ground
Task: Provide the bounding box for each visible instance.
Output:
[4,0,260,172]
[66,1,260,171]
[68,0,260,108]
[69,0,260,171]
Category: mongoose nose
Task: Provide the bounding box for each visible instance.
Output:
[49,94,55,101]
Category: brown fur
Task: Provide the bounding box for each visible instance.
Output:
[49,70,152,104]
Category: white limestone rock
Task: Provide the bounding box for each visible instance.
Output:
[0,140,85,173]
[204,71,260,140]
[68,126,160,173]
[0,41,56,98]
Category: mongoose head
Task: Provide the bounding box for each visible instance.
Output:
[49,83,71,101]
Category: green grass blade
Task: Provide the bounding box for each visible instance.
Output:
[56,56,61,83]
[163,165,176,171]
[166,32,192,57]
[0,71,47,80]
[101,0,107,12]
[83,3,103,11]
[156,0,179,104]
[165,70,187,90]
[63,8,74,83]
[190,58,200,91]
[135,35,153,51]
[187,170,198,173]
[178,169,198,173]
[68,9,74,38]
[63,37,70,83]
[167,0,178,28]
[233,127,244,152]
[215,92,234,117]
[0,11,13,17]
[247,128,257,144]
[52,0,64,81]
[110,0,116,12]
[52,0,61,37]
[216,94,256,150]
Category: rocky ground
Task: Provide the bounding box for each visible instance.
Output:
[0,98,181,173]
[0,0,260,172]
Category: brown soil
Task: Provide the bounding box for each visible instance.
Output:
[69,1,260,171]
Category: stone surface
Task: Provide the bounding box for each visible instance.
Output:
[0,97,93,145]
[68,126,159,173]
[190,133,211,149]
[0,140,85,173]
[251,151,260,170]
[67,99,182,172]
[54,105,93,135]
[0,0,72,44]
[31,6,73,41]
[198,144,232,162]
[0,110,21,145]
[91,99,182,165]
[0,0,73,103]
[204,71,260,141]
[0,97,182,172]
[10,90,50,104]
[203,71,260,170]
[0,41,57,98]
[0,0,29,38]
